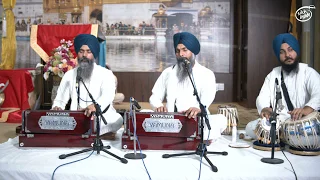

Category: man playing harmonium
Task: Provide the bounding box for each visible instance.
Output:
[245,33,320,140]
[52,34,123,137]
[149,32,227,141]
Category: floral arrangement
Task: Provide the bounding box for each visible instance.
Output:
[37,39,77,80]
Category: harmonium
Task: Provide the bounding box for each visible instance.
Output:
[18,110,96,147]
[122,111,201,150]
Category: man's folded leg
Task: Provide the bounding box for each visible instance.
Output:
[99,112,123,140]
[202,114,228,144]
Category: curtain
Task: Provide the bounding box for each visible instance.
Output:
[314,0,320,72]
[0,0,16,69]
[289,0,297,39]
[99,41,106,67]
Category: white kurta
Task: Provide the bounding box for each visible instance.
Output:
[246,63,320,139]
[52,63,123,135]
[150,61,216,113]
[149,60,227,140]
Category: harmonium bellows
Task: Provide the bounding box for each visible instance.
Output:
[18,110,96,147]
[122,111,201,150]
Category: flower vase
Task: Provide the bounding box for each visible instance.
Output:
[51,75,62,103]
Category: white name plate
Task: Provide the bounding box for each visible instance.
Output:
[142,118,182,133]
[38,116,77,130]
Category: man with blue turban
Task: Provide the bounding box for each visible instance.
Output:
[149,32,227,142]
[245,33,320,142]
[52,34,123,137]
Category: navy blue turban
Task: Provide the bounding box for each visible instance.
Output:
[173,32,200,55]
[272,33,300,60]
[74,34,100,59]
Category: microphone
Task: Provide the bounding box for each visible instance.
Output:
[130,97,141,109]
[183,58,190,65]
[275,78,284,111]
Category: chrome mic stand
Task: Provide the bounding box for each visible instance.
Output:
[162,60,228,172]
[261,78,284,164]
[124,97,146,159]
[59,77,128,164]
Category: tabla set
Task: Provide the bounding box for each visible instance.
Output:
[282,112,320,156]
[217,105,250,148]
[217,105,320,156]
[217,105,238,135]
[253,111,320,156]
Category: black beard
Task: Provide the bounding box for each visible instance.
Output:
[78,57,94,81]
[280,57,299,73]
[176,55,195,83]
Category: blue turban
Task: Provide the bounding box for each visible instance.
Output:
[74,34,100,59]
[173,32,200,55]
[272,33,300,60]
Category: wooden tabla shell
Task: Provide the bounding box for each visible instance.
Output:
[217,105,238,135]
[282,112,320,156]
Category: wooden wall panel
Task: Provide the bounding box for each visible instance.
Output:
[242,0,291,108]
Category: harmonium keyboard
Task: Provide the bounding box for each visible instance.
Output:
[122,111,201,150]
[18,110,96,147]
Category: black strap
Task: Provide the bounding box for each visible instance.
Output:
[281,71,294,111]
[77,85,80,108]
[102,104,110,114]
[173,65,177,112]
[174,99,177,112]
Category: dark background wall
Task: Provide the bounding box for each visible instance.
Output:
[236,0,292,108]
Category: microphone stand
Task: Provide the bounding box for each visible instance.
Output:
[59,77,128,164]
[261,80,284,164]
[162,61,228,172]
[124,99,146,159]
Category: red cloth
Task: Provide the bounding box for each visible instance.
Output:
[37,25,93,58]
[0,70,34,123]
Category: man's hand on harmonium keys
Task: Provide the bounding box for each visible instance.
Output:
[52,106,62,110]
[155,106,200,119]
[182,107,201,119]
[78,104,96,120]
[155,106,168,113]
[52,105,95,120]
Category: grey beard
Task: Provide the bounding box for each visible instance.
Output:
[78,57,94,82]
[176,55,196,83]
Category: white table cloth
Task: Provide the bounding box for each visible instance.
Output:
[0,129,319,180]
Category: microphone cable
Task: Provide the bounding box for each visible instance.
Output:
[280,149,298,180]
[190,70,211,180]
[266,84,297,179]
[198,131,211,180]
[76,86,93,103]
[129,100,152,180]
[51,150,94,180]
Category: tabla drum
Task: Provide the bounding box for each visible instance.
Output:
[282,111,320,156]
[217,105,239,135]
[253,117,282,151]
